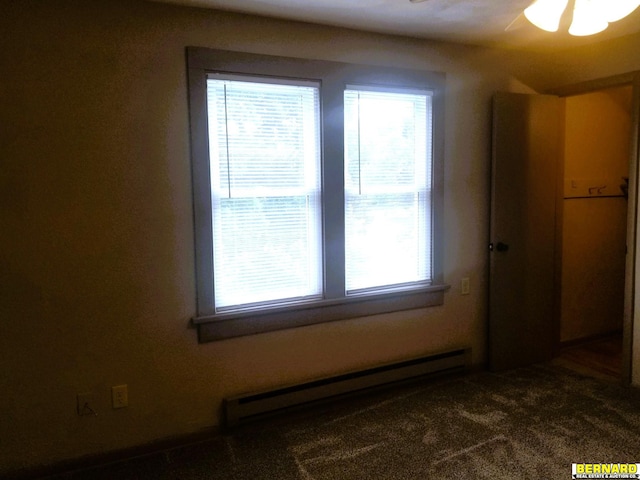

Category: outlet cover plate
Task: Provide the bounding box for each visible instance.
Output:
[112,385,128,409]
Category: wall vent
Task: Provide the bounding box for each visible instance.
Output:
[224,347,471,427]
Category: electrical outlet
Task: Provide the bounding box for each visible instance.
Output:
[461,277,470,295]
[111,385,128,409]
[77,392,97,416]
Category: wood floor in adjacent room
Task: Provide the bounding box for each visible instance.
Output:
[553,334,623,382]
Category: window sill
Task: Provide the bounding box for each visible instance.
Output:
[193,284,450,343]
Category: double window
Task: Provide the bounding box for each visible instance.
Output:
[187,48,445,342]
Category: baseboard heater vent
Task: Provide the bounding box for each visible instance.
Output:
[224,347,471,427]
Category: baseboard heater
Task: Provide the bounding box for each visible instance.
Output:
[224,347,471,427]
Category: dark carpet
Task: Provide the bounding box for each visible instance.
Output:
[47,364,640,479]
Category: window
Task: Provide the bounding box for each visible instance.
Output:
[207,77,322,311]
[187,48,446,342]
[344,87,432,293]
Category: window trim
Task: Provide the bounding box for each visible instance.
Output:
[187,47,447,342]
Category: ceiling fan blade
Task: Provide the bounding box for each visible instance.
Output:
[505,12,529,31]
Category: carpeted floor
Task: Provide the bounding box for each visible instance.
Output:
[47,363,640,479]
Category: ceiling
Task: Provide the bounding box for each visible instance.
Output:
[151,0,640,50]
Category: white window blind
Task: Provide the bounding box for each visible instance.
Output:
[344,87,433,293]
[206,76,322,311]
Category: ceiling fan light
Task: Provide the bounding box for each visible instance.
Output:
[601,0,640,22]
[524,0,570,32]
[569,0,609,35]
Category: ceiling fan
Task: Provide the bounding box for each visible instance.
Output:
[410,0,640,36]
[508,0,640,36]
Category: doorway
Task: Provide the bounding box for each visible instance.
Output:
[488,73,640,383]
[555,85,633,381]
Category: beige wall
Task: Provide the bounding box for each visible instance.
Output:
[561,87,632,342]
[1,0,640,474]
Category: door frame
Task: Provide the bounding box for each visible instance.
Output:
[548,71,640,384]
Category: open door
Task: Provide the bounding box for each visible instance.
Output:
[489,92,564,371]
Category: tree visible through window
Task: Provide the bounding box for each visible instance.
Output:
[344,87,432,293]
[207,77,322,311]
[187,48,446,341]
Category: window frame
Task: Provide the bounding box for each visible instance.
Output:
[187,47,447,342]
